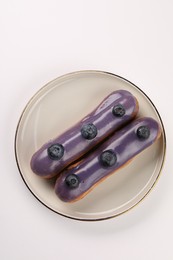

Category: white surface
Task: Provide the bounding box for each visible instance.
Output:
[0,0,172,259]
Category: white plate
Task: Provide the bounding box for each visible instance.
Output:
[15,71,166,221]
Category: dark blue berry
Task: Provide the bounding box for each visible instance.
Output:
[47,144,64,160]
[112,104,125,117]
[65,174,79,189]
[100,150,117,167]
[81,123,97,140]
[137,125,150,140]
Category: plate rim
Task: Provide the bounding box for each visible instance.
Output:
[14,70,167,221]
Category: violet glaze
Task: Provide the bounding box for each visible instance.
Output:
[31,90,138,178]
[55,117,161,202]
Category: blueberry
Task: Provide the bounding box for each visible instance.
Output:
[65,174,79,189]
[137,125,150,140]
[81,123,97,140]
[47,144,64,160]
[100,150,117,167]
[112,104,125,117]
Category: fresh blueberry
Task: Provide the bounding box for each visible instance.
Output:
[81,123,97,140]
[65,174,79,189]
[137,125,150,140]
[47,144,64,160]
[100,150,117,167]
[112,104,125,117]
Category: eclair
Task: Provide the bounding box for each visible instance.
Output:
[31,90,138,178]
[55,117,161,202]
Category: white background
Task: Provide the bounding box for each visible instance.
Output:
[0,1,172,259]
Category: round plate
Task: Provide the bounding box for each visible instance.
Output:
[15,71,166,221]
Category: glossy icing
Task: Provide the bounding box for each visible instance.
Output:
[31,90,138,178]
[55,117,161,202]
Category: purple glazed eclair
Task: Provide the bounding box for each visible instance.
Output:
[55,117,161,202]
[31,90,138,178]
